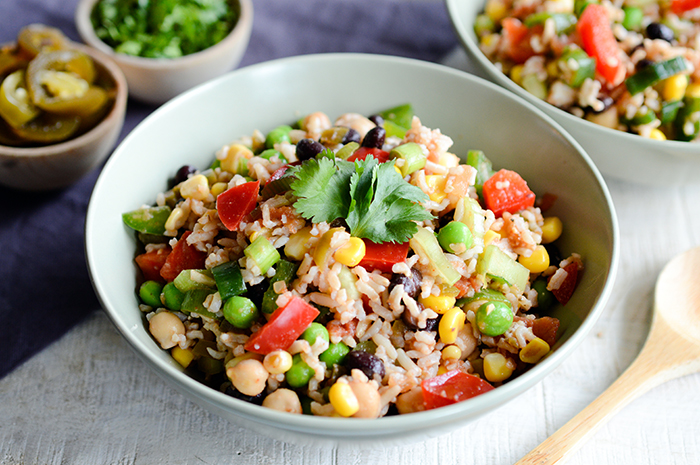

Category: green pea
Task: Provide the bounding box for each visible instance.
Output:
[475,300,514,336]
[265,125,292,149]
[319,341,350,366]
[532,277,555,311]
[139,280,163,307]
[222,296,259,329]
[437,221,473,254]
[302,322,329,346]
[259,148,287,162]
[162,281,185,311]
[286,354,314,388]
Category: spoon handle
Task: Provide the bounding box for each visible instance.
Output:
[515,316,700,465]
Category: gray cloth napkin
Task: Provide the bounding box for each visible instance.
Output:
[0,0,459,377]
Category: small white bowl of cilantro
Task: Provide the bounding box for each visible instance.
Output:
[75,0,253,105]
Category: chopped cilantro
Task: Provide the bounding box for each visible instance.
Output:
[290,156,434,244]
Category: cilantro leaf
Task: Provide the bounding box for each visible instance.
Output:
[290,157,354,224]
[347,159,433,243]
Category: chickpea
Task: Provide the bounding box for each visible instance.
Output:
[333,113,376,139]
[395,387,426,415]
[148,311,185,349]
[302,111,331,140]
[348,380,381,418]
[227,358,269,396]
[262,388,302,414]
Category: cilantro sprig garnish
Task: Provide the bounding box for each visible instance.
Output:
[289,156,434,243]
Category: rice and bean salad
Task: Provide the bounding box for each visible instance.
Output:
[476,0,700,141]
[122,104,583,417]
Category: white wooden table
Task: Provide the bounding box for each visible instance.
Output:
[2,47,700,465]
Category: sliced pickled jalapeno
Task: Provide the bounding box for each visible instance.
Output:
[26,50,107,117]
[0,70,40,128]
[10,112,80,144]
[17,24,67,58]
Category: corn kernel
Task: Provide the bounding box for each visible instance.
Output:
[485,0,507,22]
[438,152,461,168]
[171,346,194,368]
[437,365,448,376]
[546,60,559,79]
[662,74,688,102]
[164,206,186,231]
[179,174,210,201]
[520,337,551,364]
[220,144,254,174]
[541,216,563,244]
[263,349,293,374]
[313,227,345,267]
[329,381,360,417]
[510,64,524,86]
[424,175,447,203]
[649,128,667,141]
[442,345,462,360]
[334,237,366,267]
[284,226,314,261]
[439,307,466,344]
[518,245,550,273]
[483,352,514,382]
[481,33,499,49]
[419,294,457,314]
[250,228,271,242]
[686,82,700,98]
[483,230,500,245]
[211,182,228,197]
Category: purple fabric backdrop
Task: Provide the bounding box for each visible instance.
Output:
[0,0,459,377]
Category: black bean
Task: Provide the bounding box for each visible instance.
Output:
[590,95,614,114]
[636,58,655,71]
[361,126,386,149]
[402,303,440,332]
[342,127,361,144]
[646,23,674,42]
[171,164,197,187]
[389,268,422,299]
[345,350,386,380]
[422,316,440,332]
[544,243,563,266]
[224,385,264,405]
[296,138,325,161]
[368,114,384,127]
[245,280,267,310]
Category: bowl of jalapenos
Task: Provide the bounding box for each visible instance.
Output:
[75,0,253,105]
[0,24,127,191]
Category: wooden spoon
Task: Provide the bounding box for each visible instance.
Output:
[516,246,700,465]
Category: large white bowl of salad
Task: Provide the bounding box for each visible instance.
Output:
[85,53,618,446]
[447,0,700,185]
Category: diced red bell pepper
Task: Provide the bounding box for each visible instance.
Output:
[159,231,207,282]
[244,296,320,354]
[550,262,579,305]
[134,247,171,282]
[533,316,560,347]
[358,240,410,273]
[502,17,537,64]
[216,180,260,231]
[267,161,301,184]
[671,0,700,15]
[482,169,536,218]
[422,370,494,410]
[347,147,391,163]
[576,4,626,86]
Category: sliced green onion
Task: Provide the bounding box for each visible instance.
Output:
[390,142,426,177]
[173,269,216,292]
[466,149,494,197]
[558,47,595,88]
[625,56,688,95]
[524,12,577,34]
[244,236,280,275]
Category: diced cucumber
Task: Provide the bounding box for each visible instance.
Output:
[337,265,361,301]
[211,261,246,301]
[181,289,216,317]
[476,245,530,291]
[122,205,172,235]
[465,150,493,197]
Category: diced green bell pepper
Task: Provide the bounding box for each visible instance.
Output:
[122,205,172,235]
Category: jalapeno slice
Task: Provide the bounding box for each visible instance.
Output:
[26,50,107,116]
[0,70,40,128]
[17,24,67,59]
[10,112,80,144]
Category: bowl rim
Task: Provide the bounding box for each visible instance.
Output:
[0,41,128,158]
[444,0,700,155]
[85,52,619,438]
[75,0,253,71]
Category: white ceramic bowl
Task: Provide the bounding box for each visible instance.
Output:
[0,42,127,191]
[75,0,253,105]
[446,0,700,186]
[85,53,619,446]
